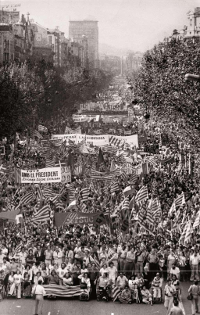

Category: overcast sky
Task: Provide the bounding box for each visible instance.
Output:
[2,0,200,51]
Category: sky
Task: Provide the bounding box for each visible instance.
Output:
[1,0,200,52]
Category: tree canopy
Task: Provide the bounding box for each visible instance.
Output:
[132,38,200,147]
[0,60,113,140]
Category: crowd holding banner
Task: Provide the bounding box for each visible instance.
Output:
[0,80,199,314]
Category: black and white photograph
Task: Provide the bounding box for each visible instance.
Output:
[0,0,200,314]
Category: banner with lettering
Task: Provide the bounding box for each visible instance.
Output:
[19,167,61,184]
[51,134,138,147]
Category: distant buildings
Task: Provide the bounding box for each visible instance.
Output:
[69,20,98,67]
[0,12,90,68]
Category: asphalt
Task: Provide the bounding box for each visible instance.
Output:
[0,282,193,315]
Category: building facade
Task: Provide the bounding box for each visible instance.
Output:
[69,20,98,68]
[0,23,14,64]
[185,7,200,38]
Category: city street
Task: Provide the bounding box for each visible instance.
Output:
[0,282,193,315]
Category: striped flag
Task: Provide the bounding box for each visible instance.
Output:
[43,284,85,297]
[146,200,155,226]
[80,188,90,202]
[31,204,50,226]
[151,198,162,220]
[19,191,35,205]
[112,286,121,301]
[184,221,193,244]
[168,201,176,217]
[193,211,200,229]
[109,136,123,147]
[135,186,148,205]
[129,172,137,184]
[90,168,114,181]
[175,192,185,208]
[46,157,56,167]
[110,180,119,193]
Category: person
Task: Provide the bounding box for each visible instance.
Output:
[188,280,200,315]
[164,279,176,315]
[169,298,184,315]
[190,252,200,282]
[151,272,163,300]
[32,279,46,315]
[170,264,180,281]
[140,285,153,305]
[9,269,23,298]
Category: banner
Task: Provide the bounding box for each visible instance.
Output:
[61,166,71,183]
[51,134,138,147]
[54,212,102,227]
[19,167,61,184]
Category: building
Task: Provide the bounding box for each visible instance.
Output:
[30,21,53,63]
[184,7,200,38]
[0,23,14,64]
[69,20,98,68]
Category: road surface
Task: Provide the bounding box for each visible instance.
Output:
[0,282,193,315]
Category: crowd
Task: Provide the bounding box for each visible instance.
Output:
[0,113,200,315]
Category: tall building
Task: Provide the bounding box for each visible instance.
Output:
[69,20,98,68]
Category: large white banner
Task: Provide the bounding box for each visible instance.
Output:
[51,134,138,147]
[20,167,61,183]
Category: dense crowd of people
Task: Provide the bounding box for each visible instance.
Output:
[0,111,199,315]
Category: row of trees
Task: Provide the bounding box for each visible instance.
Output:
[131,37,200,148]
[0,59,113,140]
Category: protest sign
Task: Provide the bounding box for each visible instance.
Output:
[19,167,61,184]
[61,166,71,183]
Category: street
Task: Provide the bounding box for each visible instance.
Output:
[0,282,193,315]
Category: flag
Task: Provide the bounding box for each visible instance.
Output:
[146,200,155,226]
[80,188,90,202]
[67,200,77,210]
[184,221,193,244]
[168,201,176,217]
[135,186,148,205]
[19,191,35,205]
[175,192,185,208]
[46,157,55,168]
[129,172,137,185]
[31,205,50,226]
[193,211,200,229]
[112,286,121,301]
[151,198,162,220]
[110,180,119,193]
[123,186,135,197]
[109,136,123,147]
[97,148,105,170]
[160,156,174,165]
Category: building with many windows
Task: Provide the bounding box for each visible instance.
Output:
[69,20,98,68]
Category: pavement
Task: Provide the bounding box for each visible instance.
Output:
[0,282,194,315]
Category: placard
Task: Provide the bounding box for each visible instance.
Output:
[20,167,61,183]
